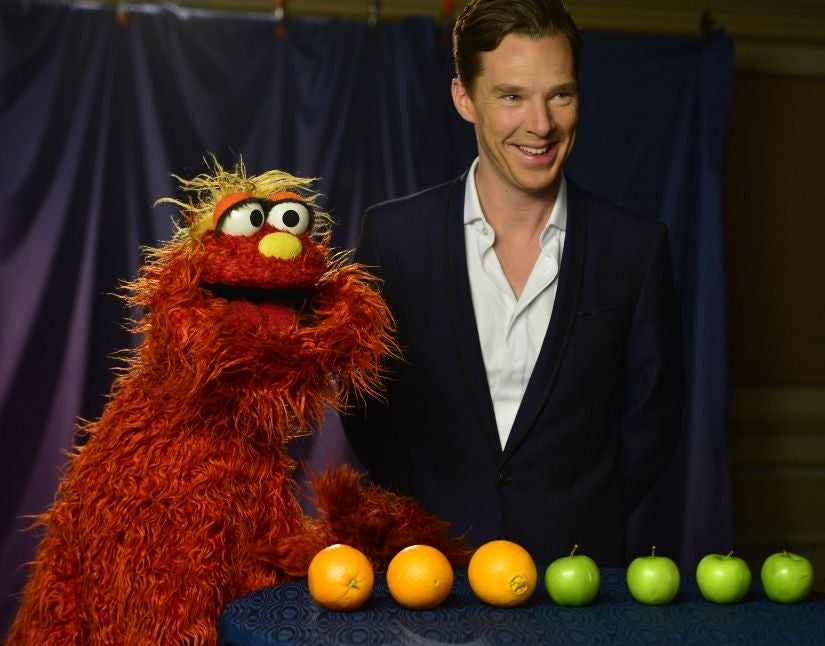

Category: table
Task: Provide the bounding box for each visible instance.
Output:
[219,568,825,645]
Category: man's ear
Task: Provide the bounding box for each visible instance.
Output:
[451,78,476,124]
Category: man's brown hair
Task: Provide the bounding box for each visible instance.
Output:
[453,0,583,95]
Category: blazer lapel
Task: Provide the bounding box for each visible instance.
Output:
[502,180,587,460]
[442,174,503,455]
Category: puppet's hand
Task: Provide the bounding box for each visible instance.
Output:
[260,465,473,573]
[311,264,399,402]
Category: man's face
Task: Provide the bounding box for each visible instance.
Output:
[452,33,578,200]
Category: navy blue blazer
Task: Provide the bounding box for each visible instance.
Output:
[342,173,684,567]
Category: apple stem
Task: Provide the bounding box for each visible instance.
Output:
[570,544,578,558]
[651,545,656,557]
[726,550,734,559]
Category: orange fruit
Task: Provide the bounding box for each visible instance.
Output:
[386,544,454,609]
[467,539,537,607]
[307,544,374,611]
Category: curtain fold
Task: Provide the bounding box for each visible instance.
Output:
[0,2,734,635]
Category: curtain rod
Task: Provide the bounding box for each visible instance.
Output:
[22,1,721,39]
[28,0,460,22]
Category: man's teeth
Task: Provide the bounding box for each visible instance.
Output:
[519,145,548,155]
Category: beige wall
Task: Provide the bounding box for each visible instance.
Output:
[723,73,825,590]
[724,75,825,386]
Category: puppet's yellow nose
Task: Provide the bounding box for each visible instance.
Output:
[258,232,302,260]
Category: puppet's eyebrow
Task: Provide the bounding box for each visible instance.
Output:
[212,191,255,229]
[269,191,305,203]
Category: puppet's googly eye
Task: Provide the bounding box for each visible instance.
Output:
[218,201,266,236]
[267,201,312,235]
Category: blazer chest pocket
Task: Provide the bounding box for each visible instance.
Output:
[575,303,631,350]
[571,304,631,393]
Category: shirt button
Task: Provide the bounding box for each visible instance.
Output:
[482,226,489,236]
[497,471,512,488]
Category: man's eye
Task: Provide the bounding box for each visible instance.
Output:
[552,89,577,104]
[217,201,266,236]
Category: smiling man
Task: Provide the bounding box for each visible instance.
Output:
[342,0,685,567]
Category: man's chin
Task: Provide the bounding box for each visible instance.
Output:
[512,170,564,199]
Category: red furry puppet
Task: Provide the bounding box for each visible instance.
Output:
[9,160,469,644]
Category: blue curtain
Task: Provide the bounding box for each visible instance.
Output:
[565,31,735,570]
[0,2,734,634]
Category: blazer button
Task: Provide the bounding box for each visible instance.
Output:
[497,471,512,488]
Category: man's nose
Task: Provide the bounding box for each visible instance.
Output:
[526,99,554,136]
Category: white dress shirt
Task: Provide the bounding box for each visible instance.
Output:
[463,159,567,448]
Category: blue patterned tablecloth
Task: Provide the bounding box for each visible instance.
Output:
[219,568,825,645]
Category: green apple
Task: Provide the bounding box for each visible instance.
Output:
[695,551,752,603]
[761,550,815,603]
[544,545,600,606]
[626,547,680,605]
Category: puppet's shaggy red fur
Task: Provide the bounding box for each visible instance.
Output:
[8,161,469,645]
[254,465,471,579]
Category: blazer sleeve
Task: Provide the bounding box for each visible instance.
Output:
[619,224,685,513]
[351,207,386,282]
[340,208,394,472]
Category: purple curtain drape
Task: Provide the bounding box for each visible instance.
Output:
[1,2,734,635]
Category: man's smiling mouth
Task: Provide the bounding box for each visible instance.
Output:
[518,145,549,155]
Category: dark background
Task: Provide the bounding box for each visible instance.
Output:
[1,0,742,635]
